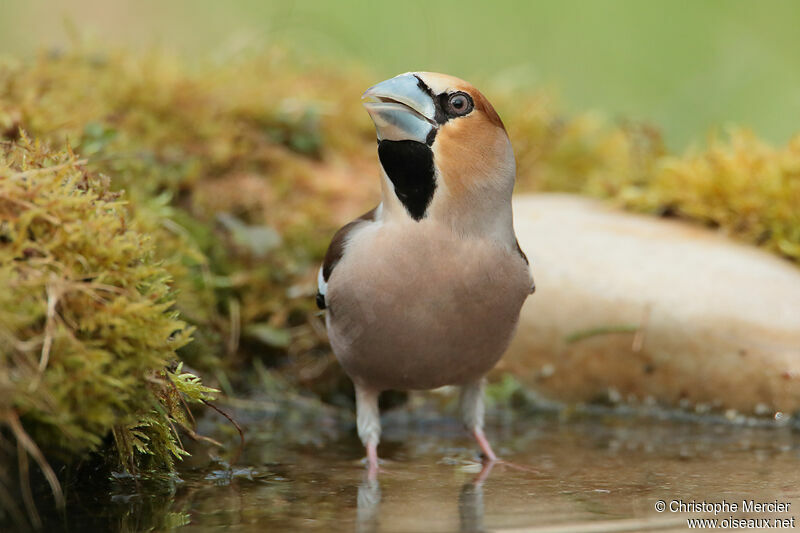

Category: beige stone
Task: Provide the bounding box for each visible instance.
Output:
[500,193,800,414]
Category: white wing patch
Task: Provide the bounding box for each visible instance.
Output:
[317,266,328,302]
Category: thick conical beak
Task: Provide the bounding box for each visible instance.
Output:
[362,73,437,144]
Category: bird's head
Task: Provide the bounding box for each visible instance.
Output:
[362,72,515,237]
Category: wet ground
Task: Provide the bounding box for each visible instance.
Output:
[39,397,800,532]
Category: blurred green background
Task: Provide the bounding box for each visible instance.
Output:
[3,0,800,149]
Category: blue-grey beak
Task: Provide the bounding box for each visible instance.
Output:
[362,73,437,143]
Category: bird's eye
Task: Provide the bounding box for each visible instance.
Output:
[446,92,473,116]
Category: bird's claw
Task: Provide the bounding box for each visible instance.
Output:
[494,459,541,475]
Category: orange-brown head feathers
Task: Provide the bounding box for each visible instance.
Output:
[362,72,516,240]
[413,72,512,200]
[413,72,505,131]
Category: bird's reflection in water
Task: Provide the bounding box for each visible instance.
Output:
[458,461,495,533]
[356,475,381,533]
[355,461,495,533]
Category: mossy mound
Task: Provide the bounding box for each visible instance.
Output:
[504,94,800,264]
[616,130,800,262]
[1,48,378,382]
[0,136,216,525]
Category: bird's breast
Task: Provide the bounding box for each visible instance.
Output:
[325,220,532,391]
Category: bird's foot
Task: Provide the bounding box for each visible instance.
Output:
[472,428,498,463]
[472,429,540,476]
[356,457,389,479]
[494,459,541,475]
[364,442,390,480]
[468,456,540,481]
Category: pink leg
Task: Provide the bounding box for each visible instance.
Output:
[355,386,382,478]
[460,380,498,463]
[366,441,380,480]
[473,432,541,475]
[472,428,497,463]
[462,382,540,475]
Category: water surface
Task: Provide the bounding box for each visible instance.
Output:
[167,407,800,532]
[33,397,800,532]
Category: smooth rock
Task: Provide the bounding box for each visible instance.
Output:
[500,193,800,415]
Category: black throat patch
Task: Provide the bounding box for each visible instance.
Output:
[378,140,436,221]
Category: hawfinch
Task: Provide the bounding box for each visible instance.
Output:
[316,72,535,474]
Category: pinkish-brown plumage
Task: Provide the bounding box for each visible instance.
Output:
[317,72,534,476]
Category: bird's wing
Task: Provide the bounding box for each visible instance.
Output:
[316,206,379,309]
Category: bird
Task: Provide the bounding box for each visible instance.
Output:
[316,72,535,476]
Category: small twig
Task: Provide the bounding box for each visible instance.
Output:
[167,377,197,428]
[565,324,639,344]
[6,410,65,509]
[76,280,127,296]
[226,298,241,357]
[632,305,652,353]
[9,159,88,179]
[17,438,41,529]
[39,281,59,373]
[0,194,61,224]
[202,400,244,466]
[29,279,61,392]
[178,425,224,449]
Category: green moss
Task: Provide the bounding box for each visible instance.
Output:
[617,130,800,263]
[500,91,799,263]
[0,48,376,376]
[0,136,216,521]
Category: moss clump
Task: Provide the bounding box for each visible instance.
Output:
[503,91,800,264]
[615,130,800,263]
[0,47,378,378]
[0,136,216,523]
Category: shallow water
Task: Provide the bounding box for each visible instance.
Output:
[40,403,800,532]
